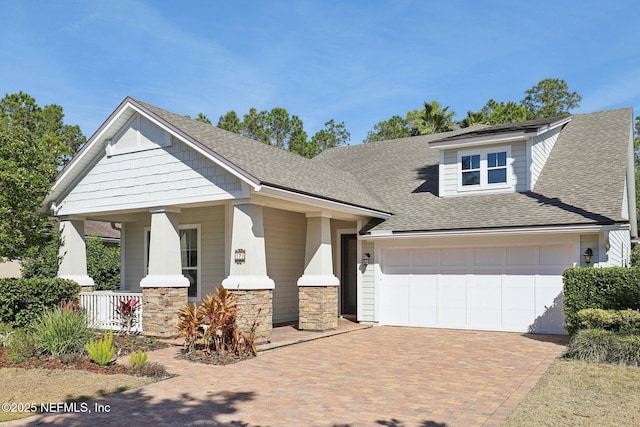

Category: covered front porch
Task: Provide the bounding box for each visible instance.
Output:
[56,200,365,340]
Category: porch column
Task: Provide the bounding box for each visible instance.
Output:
[222,201,274,342]
[140,207,189,338]
[58,216,94,291]
[297,213,339,331]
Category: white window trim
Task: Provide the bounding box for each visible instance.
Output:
[144,224,202,301]
[457,146,512,193]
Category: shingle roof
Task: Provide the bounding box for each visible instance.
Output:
[313,108,633,233]
[131,99,391,213]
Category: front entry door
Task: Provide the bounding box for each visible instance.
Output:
[340,234,357,316]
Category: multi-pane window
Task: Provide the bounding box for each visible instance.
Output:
[487,151,507,184]
[145,226,199,299]
[458,148,510,191]
[180,228,198,298]
[461,154,480,186]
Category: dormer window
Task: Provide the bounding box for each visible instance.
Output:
[458,147,511,192]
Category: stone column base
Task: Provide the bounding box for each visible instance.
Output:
[79,285,94,293]
[142,287,188,338]
[230,289,273,344]
[299,286,338,331]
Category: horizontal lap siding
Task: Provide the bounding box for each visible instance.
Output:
[442,150,458,196]
[123,206,226,297]
[607,229,631,267]
[264,208,306,324]
[531,126,561,189]
[361,240,375,322]
[511,141,527,192]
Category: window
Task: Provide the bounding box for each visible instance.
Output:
[461,155,480,186]
[487,152,507,184]
[458,147,511,191]
[145,225,200,299]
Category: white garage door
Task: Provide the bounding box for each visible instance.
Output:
[380,245,572,334]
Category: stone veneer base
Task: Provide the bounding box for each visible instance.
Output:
[230,289,273,344]
[142,287,188,338]
[299,286,338,331]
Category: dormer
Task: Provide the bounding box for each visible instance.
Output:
[430,116,571,197]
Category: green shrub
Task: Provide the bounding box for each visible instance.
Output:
[85,330,115,366]
[31,306,92,357]
[577,308,640,333]
[0,323,14,347]
[565,329,616,363]
[22,232,120,291]
[563,267,640,334]
[565,329,640,366]
[129,350,148,369]
[631,244,640,267]
[5,329,38,363]
[0,278,81,328]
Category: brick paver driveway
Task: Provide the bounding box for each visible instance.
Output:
[13,327,566,426]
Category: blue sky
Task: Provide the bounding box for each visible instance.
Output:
[2,1,639,145]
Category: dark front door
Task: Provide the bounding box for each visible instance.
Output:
[341,233,357,316]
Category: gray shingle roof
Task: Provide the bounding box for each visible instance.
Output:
[313,108,633,233]
[131,99,391,213]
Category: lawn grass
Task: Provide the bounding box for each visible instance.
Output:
[506,359,640,426]
[0,368,151,422]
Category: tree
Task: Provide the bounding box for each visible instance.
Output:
[406,101,456,135]
[364,115,411,142]
[521,78,581,118]
[310,119,350,153]
[481,99,529,124]
[0,92,85,168]
[0,92,85,260]
[215,106,347,158]
[217,110,242,134]
[195,112,212,124]
[459,110,489,128]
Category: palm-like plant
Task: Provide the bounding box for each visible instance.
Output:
[198,286,238,354]
[177,302,204,353]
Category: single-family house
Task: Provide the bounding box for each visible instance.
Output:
[43,97,636,338]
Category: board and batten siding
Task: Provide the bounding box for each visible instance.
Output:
[441,142,527,196]
[122,206,226,297]
[530,126,562,190]
[263,207,306,324]
[58,116,242,214]
[360,240,375,322]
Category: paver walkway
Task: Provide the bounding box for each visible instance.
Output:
[10,327,566,427]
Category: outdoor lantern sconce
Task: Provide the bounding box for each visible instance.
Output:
[362,253,371,266]
[583,248,593,266]
[234,249,246,264]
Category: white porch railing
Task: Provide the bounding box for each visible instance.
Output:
[80,291,143,333]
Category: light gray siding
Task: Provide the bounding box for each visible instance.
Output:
[608,229,631,267]
[122,206,226,298]
[264,207,306,324]
[360,240,375,322]
[531,126,561,190]
[511,141,527,192]
[59,132,241,214]
[441,150,458,196]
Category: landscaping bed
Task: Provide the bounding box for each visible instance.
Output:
[0,333,171,375]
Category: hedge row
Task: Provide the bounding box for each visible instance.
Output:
[0,278,80,328]
[563,267,640,335]
[577,308,640,334]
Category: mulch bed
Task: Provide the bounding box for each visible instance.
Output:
[0,334,172,375]
[176,348,255,365]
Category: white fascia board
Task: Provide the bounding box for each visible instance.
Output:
[47,100,262,212]
[429,117,572,150]
[429,132,529,149]
[257,185,392,219]
[361,223,629,240]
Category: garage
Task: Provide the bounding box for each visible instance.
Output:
[380,244,573,334]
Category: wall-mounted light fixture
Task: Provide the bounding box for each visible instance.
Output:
[583,248,593,266]
[234,249,246,264]
[362,253,371,266]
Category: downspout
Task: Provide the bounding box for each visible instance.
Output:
[627,115,638,238]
